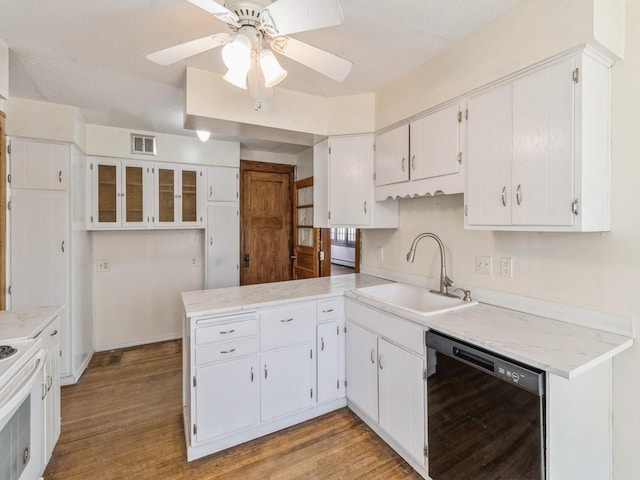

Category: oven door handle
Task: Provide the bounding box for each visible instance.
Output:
[0,352,44,422]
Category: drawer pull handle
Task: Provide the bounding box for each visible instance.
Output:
[50,329,58,336]
[370,349,375,364]
[220,348,236,354]
[379,355,384,370]
[321,338,325,351]
[219,329,235,335]
[250,366,254,382]
[264,364,268,379]
[280,318,294,323]
[58,170,63,183]
[322,309,334,313]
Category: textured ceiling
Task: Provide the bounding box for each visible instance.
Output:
[0,0,526,148]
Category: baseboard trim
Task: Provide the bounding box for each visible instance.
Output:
[95,333,181,352]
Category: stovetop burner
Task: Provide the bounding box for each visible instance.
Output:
[0,345,17,360]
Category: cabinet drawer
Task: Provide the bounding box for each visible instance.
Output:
[34,315,61,350]
[317,299,340,322]
[195,337,258,365]
[260,303,315,351]
[195,318,258,346]
[346,300,424,356]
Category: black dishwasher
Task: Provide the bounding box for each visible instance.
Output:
[426,331,546,480]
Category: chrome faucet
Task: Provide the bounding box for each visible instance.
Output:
[406,233,457,298]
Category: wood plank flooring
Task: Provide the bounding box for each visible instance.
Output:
[44,340,421,479]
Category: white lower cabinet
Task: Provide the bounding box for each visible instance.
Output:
[316,322,339,404]
[195,355,260,443]
[378,338,425,463]
[42,316,61,465]
[261,344,313,421]
[345,300,427,476]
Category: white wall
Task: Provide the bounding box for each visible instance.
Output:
[331,245,355,268]
[362,0,638,477]
[295,147,313,180]
[92,230,204,350]
[0,38,8,101]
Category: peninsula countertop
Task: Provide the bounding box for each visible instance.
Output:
[0,305,64,342]
[181,274,633,379]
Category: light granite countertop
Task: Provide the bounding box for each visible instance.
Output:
[182,274,633,379]
[0,305,64,342]
[182,273,389,318]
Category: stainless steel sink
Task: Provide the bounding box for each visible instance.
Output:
[354,283,477,316]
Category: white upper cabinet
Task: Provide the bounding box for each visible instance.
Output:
[90,157,153,229]
[314,135,398,228]
[10,139,69,191]
[466,48,611,231]
[374,103,464,200]
[154,164,206,228]
[207,166,238,202]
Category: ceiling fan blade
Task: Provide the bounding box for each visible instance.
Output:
[261,0,343,36]
[271,37,352,82]
[147,33,231,66]
[187,0,239,26]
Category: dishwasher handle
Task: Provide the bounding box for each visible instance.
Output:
[453,346,493,372]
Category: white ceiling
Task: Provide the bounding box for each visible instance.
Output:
[0,0,526,150]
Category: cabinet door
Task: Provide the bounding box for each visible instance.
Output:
[466,83,513,226]
[206,204,239,288]
[261,344,314,421]
[375,124,409,186]
[207,166,238,202]
[92,158,121,227]
[410,104,460,181]
[10,190,68,311]
[178,167,204,225]
[43,338,61,464]
[378,339,425,464]
[328,135,372,226]
[155,166,178,225]
[345,321,378,422]
[10,139,69,191]
[122,160,152,227]
[317,322,339,403]
[512,58,575,226]
[194,355,260,443]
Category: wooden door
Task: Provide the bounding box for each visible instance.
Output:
[240,161,294,285]
[293,177,321,279]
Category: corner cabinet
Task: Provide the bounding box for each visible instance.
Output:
[184,297,346,461]
[374,103,465,200]
[465,48,611,231]
[313,136,398,229]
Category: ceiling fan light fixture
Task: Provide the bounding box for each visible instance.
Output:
[223,65,249,89]
[259,49,287,88]
[196,130,211,142]
[221,33,251,70]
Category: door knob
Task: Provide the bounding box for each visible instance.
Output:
[244,254,250,268]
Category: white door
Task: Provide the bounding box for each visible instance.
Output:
[378,338,425,464]
[206,204,239,288]
[466,83,513,226]
[328,135,372,226]
[43,339,61,464]
[512,57,575,226]
[10,138,69,191]
[411,104,461,181]
[317,322,339,404]
[345,321,378,422]
[375,124,409,186]
[260,344,313,421]
[207,166,238,202]
[195,355,260,443]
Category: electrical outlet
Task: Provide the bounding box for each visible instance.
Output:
[475,255,492,275]
[96,259,110,272]
[501,257,513,278]
[377,247,384,261]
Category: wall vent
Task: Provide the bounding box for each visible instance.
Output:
[131,133,157,155]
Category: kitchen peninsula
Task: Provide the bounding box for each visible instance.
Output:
[181,274,632,479]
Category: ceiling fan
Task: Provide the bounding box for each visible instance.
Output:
[147,0,353,108]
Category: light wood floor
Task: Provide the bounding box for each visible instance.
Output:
[44,340,421,479]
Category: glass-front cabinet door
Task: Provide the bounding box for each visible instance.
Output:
[91,157,152,229]
[154,165,204,227]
